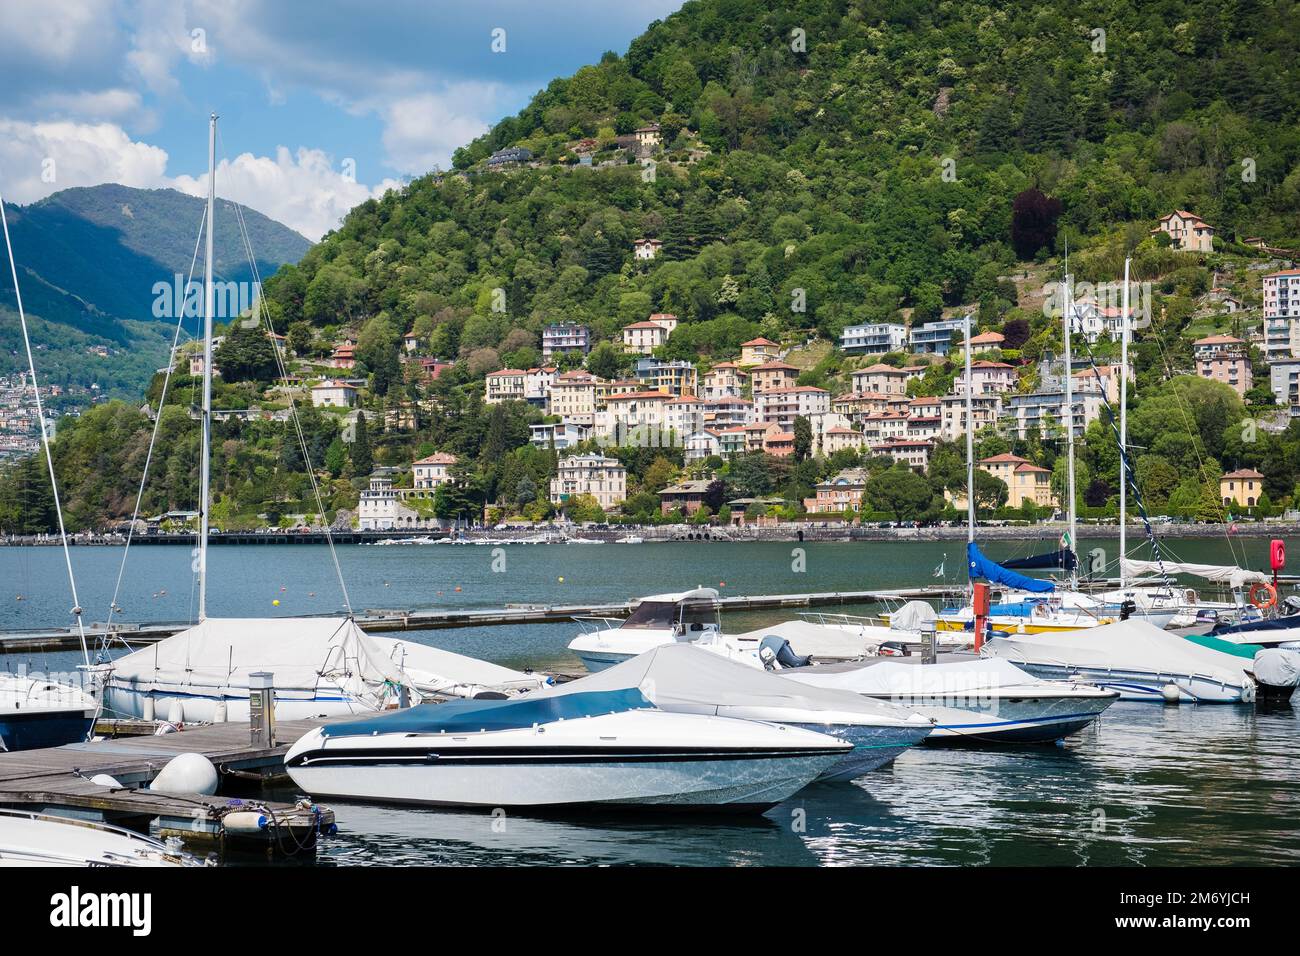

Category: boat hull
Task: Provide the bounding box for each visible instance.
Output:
[286,747,840,811]
[853,693,1114,743]
[572,650,636,673]
[102,685,374,723]
[0,709,96,752]
[792,722,932,780]
[1008,662,1253,703]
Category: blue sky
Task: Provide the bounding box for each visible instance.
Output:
[0,0,685,239]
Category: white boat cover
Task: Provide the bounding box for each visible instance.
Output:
[783,658,1045,697]
[983,618,1251,685]
[368,637,548,697]
[1252,648,1300,688]
[544,643,929,727]
[729,620,868,659]
[1120,558,1268,589]
[889,600,938,632]
[107,617,417,705]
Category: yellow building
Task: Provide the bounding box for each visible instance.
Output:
[1220,468,1264,508]
[979,453,1055,508]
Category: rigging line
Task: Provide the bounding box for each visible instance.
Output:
[1147,323,1244,566]
[1076,337,1170,587]
[222,180,353,615]
[0,188,89,669]
[103,205,208,645]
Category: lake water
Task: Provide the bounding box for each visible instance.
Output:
[2,536,1297,866]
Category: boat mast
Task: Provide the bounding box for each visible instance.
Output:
[198,113,216,621]
[1061,269,1078,589]
[964,312,976,543]
[1118,257,1131,590]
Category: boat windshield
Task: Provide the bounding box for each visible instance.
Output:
[622,598,720,631]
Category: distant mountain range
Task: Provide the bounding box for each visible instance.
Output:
[1,184,311,398]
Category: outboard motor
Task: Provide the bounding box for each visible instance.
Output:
[1283,595,1300,617]
[1119,599,1137,621]
[877,640,911,658]
[758,635,812,669]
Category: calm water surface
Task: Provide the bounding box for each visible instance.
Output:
[2,537,1296,866]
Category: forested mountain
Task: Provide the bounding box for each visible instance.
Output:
[263,0,1299,352]
[1,185,310,397]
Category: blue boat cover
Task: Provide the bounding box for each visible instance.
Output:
[1002,548,1076,572]
[967,542,1055,593]
[322,687,652,739]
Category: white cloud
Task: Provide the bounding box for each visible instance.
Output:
[380,89,497,175]
[170,146,400,241]
[0,119,169,203]
[0,0,113,64]
[0,118,396,241]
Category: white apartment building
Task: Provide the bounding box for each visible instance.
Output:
[1263,269,1300,358]
[702,362,747,399]
[550,371,602,426]
[939,393,1001,441]
[310,380,357,408]
[754,386,830,430]
[622,319,672,354]
[840,323,907,355]
[484,368,527,404]
[412,452,457,489]
[851,364,909,395]
[952,360,1017,395]
[524,366,557,406]
[550,454,627,510]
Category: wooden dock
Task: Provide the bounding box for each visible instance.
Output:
[0,719,333,858]
[0,587,966,655]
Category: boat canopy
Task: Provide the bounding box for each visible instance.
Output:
[784,658,1044,696]
[1121,558,1268,589]
[890,600,938,632]
[1002,548,1076,572]
[322,687,652,738]
[967,542,1055,593]
[543,644,930,727]
[107,617,417,706]
[621,587,721,630]
[983,618,1252,685]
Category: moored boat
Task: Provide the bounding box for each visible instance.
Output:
[284,688,850,812]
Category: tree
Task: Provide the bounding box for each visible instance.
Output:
[214,322,279,385]
[865,465,933,521]
[792,415,812,462]
[324,438,346,478]
[350,412,372,476]
[285,321,313,357]
[1009,188,1062,260]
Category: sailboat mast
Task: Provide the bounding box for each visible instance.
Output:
[1118,257,1131,590]
[964,312,976,543]
[198,113,217,621]
[1062,271,1078,588]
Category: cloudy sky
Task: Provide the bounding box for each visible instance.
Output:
[0,0,684,240]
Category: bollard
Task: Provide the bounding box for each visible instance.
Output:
[921,626,937,664]
[249,671,276,747]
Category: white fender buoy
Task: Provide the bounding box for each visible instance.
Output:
[166,698,184,725]
[90,773,123,788]
[142,697,155,721]
[212,699,228,723]
[1161,683,1181,704]
[149,753,219,796]
[222,811,269,834]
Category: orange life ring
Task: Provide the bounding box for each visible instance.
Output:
[1249,582,1277,610]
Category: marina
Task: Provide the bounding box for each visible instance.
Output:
[0,717,334,858]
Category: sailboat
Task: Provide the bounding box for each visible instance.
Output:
[935,280,1177,634]
[99,116,524,721]
[0,180,100,750]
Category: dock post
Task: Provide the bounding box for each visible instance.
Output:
[249,671,275,747]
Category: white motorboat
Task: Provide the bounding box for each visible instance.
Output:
[0,809,206,867]
[285,687,850,812]
[102,617,420,722]
[781,656,1118,743]
[540,644,934,781]
[0,673,97,752]
[568,587,724,670]
[982,618,1256,703]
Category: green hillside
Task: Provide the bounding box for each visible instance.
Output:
[1,185,311,397]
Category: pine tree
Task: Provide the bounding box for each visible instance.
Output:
[350,411,372,476]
